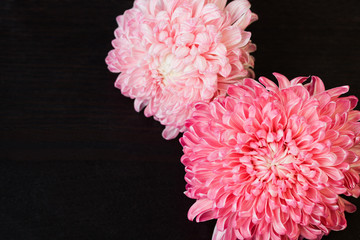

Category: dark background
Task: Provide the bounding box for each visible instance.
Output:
[1,0,360,239]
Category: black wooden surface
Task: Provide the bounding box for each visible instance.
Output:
[1,0,360,239]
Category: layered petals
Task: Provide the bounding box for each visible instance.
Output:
[181,74,360,239]
[106,0,257,139]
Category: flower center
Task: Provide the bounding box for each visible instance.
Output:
[251,141,298,183]
[157,54,181,86]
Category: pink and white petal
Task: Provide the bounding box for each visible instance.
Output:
[225,0,251,24]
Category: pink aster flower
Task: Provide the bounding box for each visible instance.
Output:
[106,0,257,139]
[181,74,360,240]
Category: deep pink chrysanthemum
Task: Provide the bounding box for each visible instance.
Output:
[181,74,360,240]
[106,0,257,139]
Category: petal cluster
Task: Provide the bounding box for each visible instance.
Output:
[181,74,360,240]
[106,0,257,139]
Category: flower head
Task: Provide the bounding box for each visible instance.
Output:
[181,74,360,240]
[106,0,257,139]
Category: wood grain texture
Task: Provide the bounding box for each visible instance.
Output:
[1,0,360,239]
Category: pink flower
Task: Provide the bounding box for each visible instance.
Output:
[106,0,257,139]
[181,74,360,240]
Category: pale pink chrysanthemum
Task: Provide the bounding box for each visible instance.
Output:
[181,74,360,240]
[106,0,257,139]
